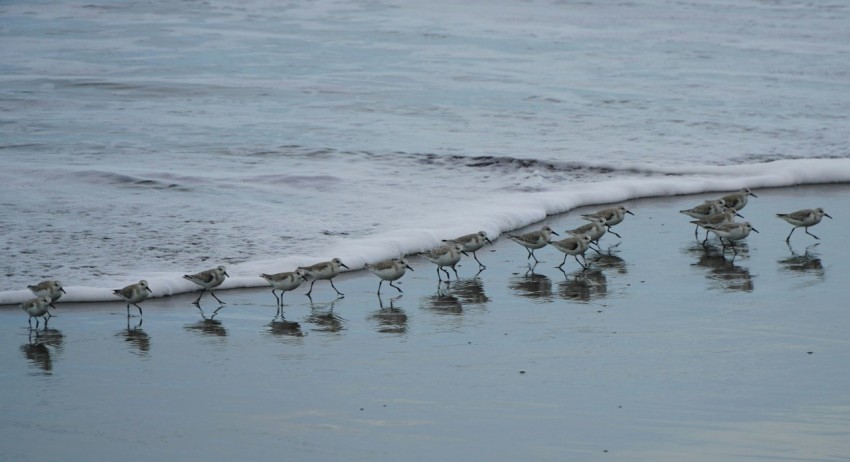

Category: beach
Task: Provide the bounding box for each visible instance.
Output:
[1,185,848,461]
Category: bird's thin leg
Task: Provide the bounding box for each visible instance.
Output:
[210,290,225,304]
[804,227,820,240]
[389,281,403,293]
[377,280,384,294]
[557,253,568,269]
[575,255,588,270]
[607,226,622,238]
[134,304,143,316]
[785,227,797,242]
[329,279,344,297]
[305,280,317,297]
[193,289,206,304]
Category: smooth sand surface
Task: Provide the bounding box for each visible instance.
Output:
[2,185,849,461]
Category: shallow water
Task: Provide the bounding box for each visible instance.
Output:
[2,187,848,461]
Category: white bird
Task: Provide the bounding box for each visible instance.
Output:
[582,205,634,238]
[423,243,467,281]
[21,296,56,330]
[443,231,493,269]
[702,221,759,255]
[777,208,832,242]
[680,199,727,219]
[183,265,229,304]
[260,269,307,304]
[691,208,741,244]
[719,188,757,211]
[566,216,607,252]
[507,225,559,263]
[549,234,592,270]
[366,258,414,294]
[298,258,349,298]
[680,200,728,238]
[113,280,152,316]
[28,280,66,302]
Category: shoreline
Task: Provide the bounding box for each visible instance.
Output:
[2,183,848,461]
[2,181,848,306]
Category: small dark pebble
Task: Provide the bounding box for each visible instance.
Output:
[807,351,814,355]
[360,408,364,411]
[519,370,526,374]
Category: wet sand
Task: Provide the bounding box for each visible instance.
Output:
[2,185,849,461]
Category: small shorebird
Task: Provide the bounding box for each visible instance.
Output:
[702,221,759,255]
[777,208,832,242]
[691,208,740,244]
[507,225,558,263]
[582,205,634,238]
[21,296,56,330]
[444,231,492,269]
[566,216,607,253]
[113,280,152,316]
[680,199,727,219]
[719,188,757,211]
[680,200,728,238]
[183,265,229,304]
[260,269,307,304]
[366,257,414,294]
[549,234,592,270]
[299,258,349,298]
[28,280,66,303]
[423,243,467,281]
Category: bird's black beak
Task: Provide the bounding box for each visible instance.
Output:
[461,251,469,256]
[341,263,350,269]
[825,213,833,219]
[406,265,414,271]
[60,287,67,294]
[49,302,57,309]
[224,271,230,277]
[735,212,745,218]
[751,227,760,233]
[485,238,493,245]
[750,192,758,198]
[551,231,560,236]
[146,286,152,293]
[626,210,635,216]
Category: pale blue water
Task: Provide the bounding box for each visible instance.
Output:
[2,0,850,301]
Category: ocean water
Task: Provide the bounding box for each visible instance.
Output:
[2,0,849,303]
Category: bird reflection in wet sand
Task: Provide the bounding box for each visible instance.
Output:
[450,278,490,305]
[370,296,409,334]
[21,329,64,373]
[118,316,150,356]
[779,244,825,279]
[306,299,345,333]
[421,282,463,314]
[185,305,228,337]
[588,252,627,275]
[509,265,553,300]
[267,318,304,338]
[557,269,608,302]
[690,246,754,292]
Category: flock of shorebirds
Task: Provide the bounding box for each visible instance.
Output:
[18,188,832,330]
